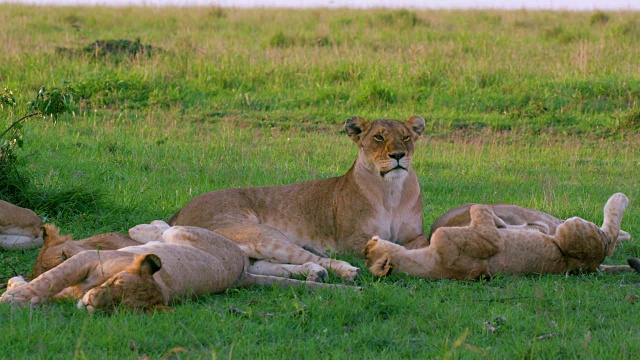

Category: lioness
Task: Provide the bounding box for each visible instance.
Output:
[365,193,630,279]
[1,224,349,312]
[168,116,429,280]
[0,200,43,250]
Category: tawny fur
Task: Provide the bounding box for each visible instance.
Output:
[31,224,145,278]
[168,116,429,281]
[1,225,352,312]
[365,193,630,280]
[0,200,43,250]
[430,203,631,241]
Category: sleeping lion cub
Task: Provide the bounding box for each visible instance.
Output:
[365,193,630,279]
[1,223,348,312]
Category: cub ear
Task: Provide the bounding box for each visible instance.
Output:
[368,252,393,277]
[42,224,70,246]
[131,254,163,276]
[345,116,370,142]
[405,116,425,136]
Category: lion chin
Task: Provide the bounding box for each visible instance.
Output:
[381,167,408,182]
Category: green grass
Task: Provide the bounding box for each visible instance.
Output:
[2,6,640,134]
[2,5,640,359]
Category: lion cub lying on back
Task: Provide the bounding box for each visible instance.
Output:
[1,223,345,312]
[365,193,629,279]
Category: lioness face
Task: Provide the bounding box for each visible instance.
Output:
[345,116,425,181]
[81,254,163,312]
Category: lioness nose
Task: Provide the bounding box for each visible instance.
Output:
[389,152,405,160]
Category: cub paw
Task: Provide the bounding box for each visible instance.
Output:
[302,262,328,283]
[335,261,360,282]
[0,291,31,307]
[7,276,27,291]
[368,252,393,277]
[129,221,168,243]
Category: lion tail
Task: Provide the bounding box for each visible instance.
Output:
[234,273,359,290]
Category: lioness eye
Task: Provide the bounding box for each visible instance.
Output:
[403,136,410,142]
[61,252,68,261]
[373,134,384,142]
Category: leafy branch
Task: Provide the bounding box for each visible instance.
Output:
[1,83,77,165]
[1,83,77,205]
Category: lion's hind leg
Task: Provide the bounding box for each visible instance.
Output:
[248,261,328,282]
[215,225,359,282]
[600,193,629,255]
[461,205,503,259]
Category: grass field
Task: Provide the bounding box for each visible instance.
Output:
[2,5,640,359]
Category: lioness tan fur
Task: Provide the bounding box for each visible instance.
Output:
[168,116,429,281]
[365,193,629,279]
[1,224,348,312]
[430,202,631,241]
[0,200,43,250]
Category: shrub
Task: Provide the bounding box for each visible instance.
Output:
[0,82,101,215]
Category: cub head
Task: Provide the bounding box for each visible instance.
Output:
[80,253,164,313]
[31,224,75,278]
[345,116,425,182]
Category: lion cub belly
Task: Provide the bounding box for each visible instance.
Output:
[488,232,566,275]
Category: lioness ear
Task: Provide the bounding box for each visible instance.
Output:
[345,116,370,142]
[405,116,425,136]
[132,254,163,276]
[369,252,393,277]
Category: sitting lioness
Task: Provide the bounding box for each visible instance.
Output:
[168,116,429,281]
[1,224,348,312]
[0,200,43,250]
[365,193,630,279]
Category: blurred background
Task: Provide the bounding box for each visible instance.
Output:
[2,0,639,10]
